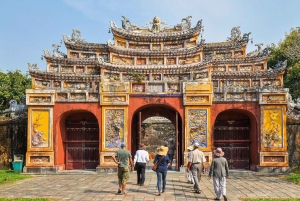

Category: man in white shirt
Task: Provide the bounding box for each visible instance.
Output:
[134,143,149,186]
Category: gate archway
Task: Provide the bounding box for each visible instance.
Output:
[213,110,254,169]
[65,112,99,170]
[131,105,183,170]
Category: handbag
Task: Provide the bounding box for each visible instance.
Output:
[152,156,165,172]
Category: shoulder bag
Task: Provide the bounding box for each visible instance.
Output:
[152,156,165,172]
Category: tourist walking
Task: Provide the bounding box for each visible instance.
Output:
[209,148,229,201]
[187,142,206,194]
[133,143,149,186]
[186,146,195,184]
[112,142,134,195]
[167,138,176,169]
[153,145,170,196]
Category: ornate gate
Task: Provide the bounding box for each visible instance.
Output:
[214,120,251,169]
[65,120,99,169]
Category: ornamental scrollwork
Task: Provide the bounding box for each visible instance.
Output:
[188,109,207,147]
[174,16,192,31]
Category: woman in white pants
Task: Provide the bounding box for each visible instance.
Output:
[208,148,229,201]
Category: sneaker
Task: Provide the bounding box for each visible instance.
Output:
[214,198,220,200]
[223,195,227,201]
[117,189,121,194]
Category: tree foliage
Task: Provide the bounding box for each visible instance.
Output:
[0,70,31,111]
[268,27,300,100]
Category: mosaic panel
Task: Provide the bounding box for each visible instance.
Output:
[187,41,196,48]
[88,93,98,100]
[61,66,74,73]
[29,96,51,103]
[100,82,129,92]
[194,71,208,79]
[166,58,176,65]
[49,65,58,72]
[213,66,226,72]
[246,93,257,100]
[152,44,161,51]
[112,56,134,65]
[57,93,68,101]
[137,58,146,65]
[117,41,126,47]
[64,82,88,90]
[76,66,85,73]
[234,51,243,56]
[213,81,219,87]
[214,93,224,100]
[252,80,260,87]
[87,67,100,74]
[104,109,125,148]
[262,95,286,104]
[82,53,96,59]
[226,93,244,100]
[152,74,162,81]
[188,95,209,103]
[70,93,86,100]
[70,52,79,58]
[262,108,283,148]
[167,83,180,93]
[263,79,281,87]
[240,65,253,71]
[187,109,208,147]
[215,53,231,59]
[30,156,50,163]
[263,156,284,162]
[147,84,164,93]
[164,43,183,50]
[149,58,164,65]
[104,156,114,162]
[102,95,126,103]
[30,110,50,148]
[227,80,250,87]
[103,72,120,81]
[132,84,145,92]
[53,81,61,88]
[255,65,264,71]
[129,44,150,49]
[228,66,237,72]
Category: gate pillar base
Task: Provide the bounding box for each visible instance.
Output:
[250,165,291,173]
[96,166,117,173]
[23,166,62,174]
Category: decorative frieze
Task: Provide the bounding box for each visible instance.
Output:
[100,94,129,105]
[132,84,146,93]
[228,66,237,71]
[34,79,50,88]
[262,79,282,87]
[64,82,88,90]
[240,65,252,71]
[151,74,162,81]
[147,83,164,93]
[26,89,55,106]
[259,152,288,167]
[70,93,86,100]
[167,83,181,93]
[25,152,54,167]
[61,66,74,73]
[149,58,164,65]
[261,94,287,104]
[183,82,213,93]
[100,82,129,93]
[184,94,212,105]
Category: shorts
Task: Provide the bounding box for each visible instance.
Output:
[118,167,130,182]
[168,154,174,161]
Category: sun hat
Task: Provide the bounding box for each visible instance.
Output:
[120,142,126,147]
[193,142,200,148]
[187,146,193,151]
[156,146,168,156]
[213,147,225,157]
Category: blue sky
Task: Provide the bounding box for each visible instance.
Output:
[0,0,299,73]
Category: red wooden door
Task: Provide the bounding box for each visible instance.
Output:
[66,120,99,169]
[214,121,251,169]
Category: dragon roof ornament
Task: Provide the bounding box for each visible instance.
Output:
[62,29,86,43]
[247,44,269,57]
[227,26,241,41]
[43,44,66,58]
[28,63,40,71]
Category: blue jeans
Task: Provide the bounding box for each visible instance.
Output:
[156,170,167,192]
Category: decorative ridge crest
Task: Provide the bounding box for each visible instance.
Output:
[62,29,86,43]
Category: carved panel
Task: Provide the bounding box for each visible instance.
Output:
[164,43,183,50]
[240,65,253,71]
[132,84,146,92]
[215,53,231,59]
[264,156,284,162]
[149,58,164,65]
[53,81,61,88]
[179,55,200,64]
[246,93,257,100]
[30,156,50,163]
[35,79,50,88]
[163,74,180,82]
[214,93,224,100]
[147,84,164,93]
[226,93,244,100]
[187,109,208,148]
[167,83,180,93]
[70,52,79,58]
[262,79,281,87]
[185,95,211,105]
[234,51,243,56]
[129,44,150,49]
[262,95,286,104]
[117,41,126,47]
[187,41,196,48]
[152,74,162,81]
[88,93,98,100]
[228,66,237,72]
[213,66,226,72]
[61,66,74,73]
[103,72,120,81]
[227,80,250,87]
[57,93,68,101]
[29,96,51,103]
[137,58,146,65]
[100,54,108,61]
[262,108,283,148]
[255,64,264,71]
[102,95,127,104]
[70,93,86,100]
[252,80,260,87]
[64,82,88,90]
[184,82,212,93]
[87,67,100,74]
[194,71,208,80]
[152,44,161,51]
[49,65,58,72]
[76,66,85,73]
[104,109,125,149]
[100,82,129,93]
[82,53,96,59]
[104,156,114,162]
[112,56,134,65]
[166,58,176,65]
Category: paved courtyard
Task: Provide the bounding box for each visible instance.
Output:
[0,170,299,201]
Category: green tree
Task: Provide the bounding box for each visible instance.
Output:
[268,27,300,100]
[0,70,31,111]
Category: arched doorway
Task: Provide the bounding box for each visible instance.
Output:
[213,110,252,169]
[131,105,183,170]
[65,112,99,169]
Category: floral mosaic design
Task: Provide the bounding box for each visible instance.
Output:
[31,111,49,148]
[188,109,207,147]
[105,109,125,148]
[262,109,283,148]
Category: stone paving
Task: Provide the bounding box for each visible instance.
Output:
[0,170,299,201]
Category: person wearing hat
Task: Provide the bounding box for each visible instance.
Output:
[187,142,206,194]
[112,142,134,195]
[209,148,229,201]
[167,138,176,169]
[153,145,170,196]
[133,143,149,186]
[186,146,195,184]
